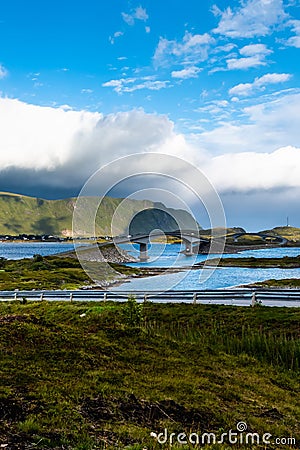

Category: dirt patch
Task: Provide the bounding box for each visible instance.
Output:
[259,407,284,420]
[0,398,27,422]
[0,315,39,325]
[81,394,218,429]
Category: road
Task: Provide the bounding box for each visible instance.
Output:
[1,289,300,307]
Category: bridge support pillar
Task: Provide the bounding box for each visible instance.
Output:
[185,242,194,256]
[139,242,149,261]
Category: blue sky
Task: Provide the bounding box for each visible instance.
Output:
[0,0,300,229]
[1,0,299,122]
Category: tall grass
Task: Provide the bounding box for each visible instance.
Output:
[144,320,300,371]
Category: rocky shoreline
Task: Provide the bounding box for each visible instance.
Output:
[58,243,136,264]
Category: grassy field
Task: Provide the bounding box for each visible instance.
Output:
[0,255,141,290]
[246,278,300,288]
[263,227,300,243]
[0,300,299,449]
[203,255,300,268]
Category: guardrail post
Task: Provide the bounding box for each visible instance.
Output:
[251,291,256,307]
[144,293,147,303]
[193,293,197,305]
[14,292,17,300]
[103,292,107,302]
[40,292,44,301]
[70,292,73,302]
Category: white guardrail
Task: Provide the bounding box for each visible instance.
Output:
[0,289,300,306]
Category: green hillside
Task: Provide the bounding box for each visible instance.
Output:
[262,226,300,242]
[0,192,197,237]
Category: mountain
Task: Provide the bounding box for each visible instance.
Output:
[0,192,198,237]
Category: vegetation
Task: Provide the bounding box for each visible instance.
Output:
[226,234,267,245]
[0,192,197,236]
[263,226,300,243]
[199,226,300,248]
[246,278,300,288]
[203,255,300,268]
[0,301,299,449]
[122,295,144,327]
[0,255,141,290]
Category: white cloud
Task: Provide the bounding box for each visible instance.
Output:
[286,19,300,47]
[145,26,151,33]
[81,89,93,94]
[239,43,272,57]
[59,104,73,111]
[226,55,267,69]
[122,6,148,26]
[225,43,272,70]
[135,6,148,21]
[205,146,300,193]
[229,82,253,97]
[286,35,300,47]
[171,66,201,79]
[0,97,101,171]
[0,97,193,193]
[154,32,215,67]
[192,91,300,156]
[122,13,134,26]
[229,72,291,96]
[109,31,124,44]
[212,0,288,38]
[122,80,170,93]
[0,64,8,79]
[102,77,169,94]
[256,73,291,85]
[194,100,231,120]
[213,43,236,53]
[102,78,133,93]
[1,96,300,202]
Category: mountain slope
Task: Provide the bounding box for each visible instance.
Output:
[0,192,198,237]
[261,226,300,241]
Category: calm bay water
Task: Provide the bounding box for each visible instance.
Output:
[121,243,300,267]
[0,242,76,259]
[1,241,300,291]
[115,243,300,291]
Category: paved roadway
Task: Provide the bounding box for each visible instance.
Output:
[0,289,300,307]
[98,229,208,246]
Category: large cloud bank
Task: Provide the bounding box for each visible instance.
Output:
[0,96,300,200]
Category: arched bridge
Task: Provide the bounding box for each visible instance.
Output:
[101,230,208,261]
[231,232,288,245]
[99,231,287,262]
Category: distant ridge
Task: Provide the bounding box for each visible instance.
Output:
[0,192,198,237]
[261,226,300,242]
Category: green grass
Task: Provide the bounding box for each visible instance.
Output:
[204,255,300,268]
[0,301,299,449]
[263,226,300,242]
[249,278,300,288]
[0,255,141,290]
